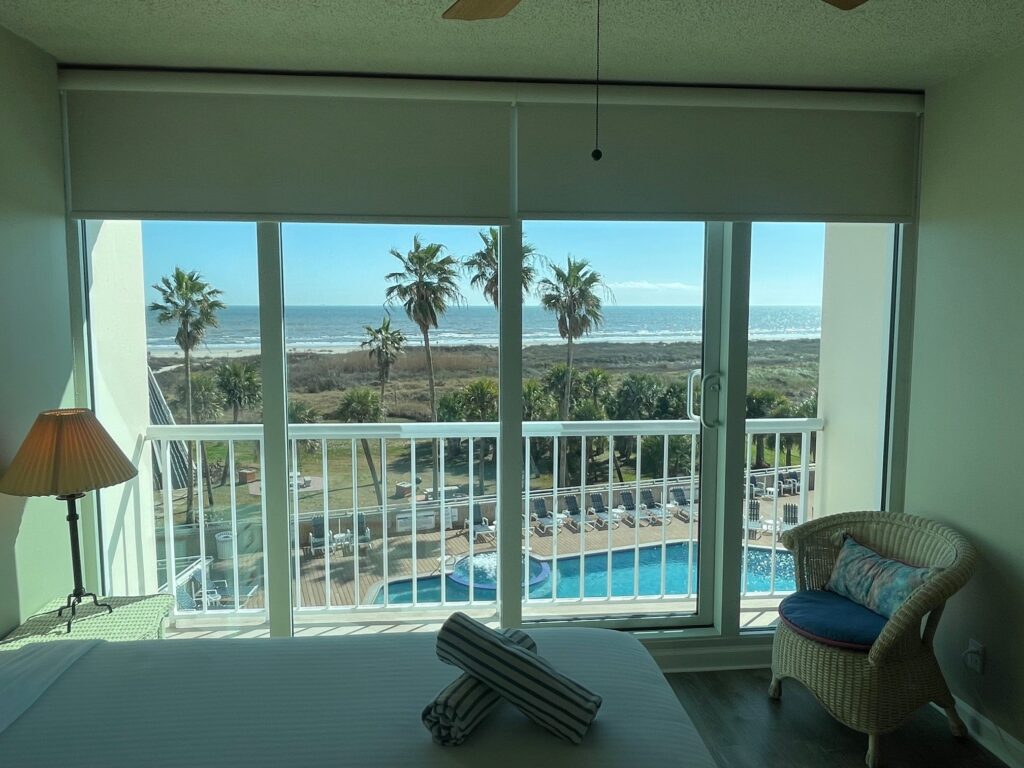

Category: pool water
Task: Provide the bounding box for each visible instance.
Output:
[373,543,795,603]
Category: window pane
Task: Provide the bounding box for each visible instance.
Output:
[520,221,706,625]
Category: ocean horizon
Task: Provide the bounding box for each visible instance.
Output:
[146,304,821,354]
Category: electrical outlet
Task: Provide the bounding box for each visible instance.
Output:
[964,639,985,674]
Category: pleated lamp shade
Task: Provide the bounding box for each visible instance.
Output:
[0,409,138,497]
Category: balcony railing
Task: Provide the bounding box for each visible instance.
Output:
[147,417,821,621]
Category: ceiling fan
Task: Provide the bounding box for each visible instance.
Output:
[442,0,869,21]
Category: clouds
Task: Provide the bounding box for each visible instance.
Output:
[606,280,700,292]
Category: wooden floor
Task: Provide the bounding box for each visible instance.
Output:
[668,668,1007,768]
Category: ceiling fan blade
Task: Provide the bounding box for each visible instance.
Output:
[443,0,522,21]
[821,0,870,9]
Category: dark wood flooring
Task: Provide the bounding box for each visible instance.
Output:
[668,668,1007,768]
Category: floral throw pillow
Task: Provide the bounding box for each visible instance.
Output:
[825,536,938,618]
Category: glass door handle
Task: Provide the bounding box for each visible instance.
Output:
[686,369,701,422]
[700,373,721,429]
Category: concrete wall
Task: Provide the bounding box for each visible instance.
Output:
[0,27,75,634]
[910,43,1024,750]
[85,220,157,596]
[816,223,893,517]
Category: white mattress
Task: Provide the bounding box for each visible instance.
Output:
[0,627,715,768]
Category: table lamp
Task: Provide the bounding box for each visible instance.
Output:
[0,408,138,631]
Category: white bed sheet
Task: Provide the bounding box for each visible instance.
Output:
[0,627,714,768]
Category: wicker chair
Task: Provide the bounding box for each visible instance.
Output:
[769,511,976,768]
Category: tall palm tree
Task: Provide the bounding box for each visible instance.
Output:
[334,388,384,508]
[536,257,608,483]
[150,267,224,514]
[361,316,406,404]
[150,267,225,427]
[216,362,262,423]
[579,368,612,413]
[463,226,538,307]
[385,235,462,492]
[178,374,224,511]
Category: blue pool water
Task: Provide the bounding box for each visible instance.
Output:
[373,543,795,604]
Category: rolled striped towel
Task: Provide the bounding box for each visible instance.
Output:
[423,628,536,746]
[436,612,602,744]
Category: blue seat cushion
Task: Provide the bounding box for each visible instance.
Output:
[779,590,887,651]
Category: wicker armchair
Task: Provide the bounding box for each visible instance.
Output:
[769,511,976,768]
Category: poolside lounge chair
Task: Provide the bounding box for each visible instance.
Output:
[619,491,644,526]
[562,496,591,532]
[745,499,764,539]
[669,486,691,523]
[530,498,561,535]
[780,503,800,537]
[640,489,672,526]
[782,472,800,495]
[589,493,621,530]
[465,503,496,543]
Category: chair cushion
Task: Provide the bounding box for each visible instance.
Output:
[778,589,887,651]
[826,535,937,618]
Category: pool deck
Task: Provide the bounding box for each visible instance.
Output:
[187,491,812,633]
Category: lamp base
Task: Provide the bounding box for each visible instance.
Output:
[57,592,112,633]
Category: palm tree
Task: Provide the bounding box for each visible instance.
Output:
[579,368,611,413]
[361,316,406,404]
[522,379,557,480]
[610,373,662,481]
[385,235,463,492]
[537,257,608,483]
[459,379,499,494]
[334,388,384,508]
[150,267,225,427]
[150,267,224,515]
[288,400,320,455]
[178,374,224,511]
[463,226,538,307]
[216,362,262,423]
[746,389,789,468]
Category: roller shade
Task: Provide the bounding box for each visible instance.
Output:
[517,103,920,221]
[66,91,512,222]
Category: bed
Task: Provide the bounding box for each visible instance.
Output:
[0,627,715,767]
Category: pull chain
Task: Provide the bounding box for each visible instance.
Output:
[591,0,603,161]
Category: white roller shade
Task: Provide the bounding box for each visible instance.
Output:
[517,103,920,221]
[66,91,511,222]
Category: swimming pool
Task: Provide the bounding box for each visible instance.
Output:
[373,543,795,603]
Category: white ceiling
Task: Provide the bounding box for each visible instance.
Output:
[1,0,1023,91]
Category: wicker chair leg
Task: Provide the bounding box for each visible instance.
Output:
[864,734,880,768]
[943,705,968,738]
[768,675,782,699]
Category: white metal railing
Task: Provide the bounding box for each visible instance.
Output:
[145,417,821,619]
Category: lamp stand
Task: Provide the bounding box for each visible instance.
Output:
[56,493,112,633]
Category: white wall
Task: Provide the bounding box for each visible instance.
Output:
[910,43,1024,750]
[0,26,75,634]
[85,220,157,595]
[816,223,893,516]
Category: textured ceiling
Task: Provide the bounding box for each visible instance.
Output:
[1,0,1023,90]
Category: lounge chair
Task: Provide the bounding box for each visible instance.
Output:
[669,486,691,523]
[589,493,620,530]
[619,490,643,526]
[640,489,672,526]
[745,499,764,539]
[780,503,800,537]
[465,503,496,543]
[562,496,591,532]
[530,498,561,535]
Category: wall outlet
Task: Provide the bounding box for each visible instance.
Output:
[964,639,985,674]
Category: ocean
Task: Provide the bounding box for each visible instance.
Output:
[146,305,821,354]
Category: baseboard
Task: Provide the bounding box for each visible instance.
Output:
[937,696,1024,768]
[644,637,773,673]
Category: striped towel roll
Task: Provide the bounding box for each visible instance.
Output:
[436,612,602,744]
[423,628,536,746]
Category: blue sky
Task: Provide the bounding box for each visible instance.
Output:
[141,220,824,307]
